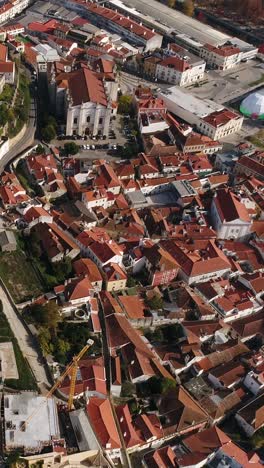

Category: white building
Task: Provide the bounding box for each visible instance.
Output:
[199,43,242,70]
[211,188,252,240]
[244,371,264,396]
[51,66,117,137]
[156,55,205,86]
[139,110,169,134]
[32,44,60,72]
[159,87,243,140]
[0,0,30,24]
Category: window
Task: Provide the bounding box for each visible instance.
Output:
[73,117,78,124]
[99,117,103,124]
[86,116,90,123]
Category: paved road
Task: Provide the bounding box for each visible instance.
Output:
[0,285,50,388]
[120,71,171,94]
[0,99,36,174]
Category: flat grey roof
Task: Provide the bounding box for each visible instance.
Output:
[70,409,100,452]
[127,190,147,205]
[110,0,231,45]
[159,86,223,118]
[171,180,197,197]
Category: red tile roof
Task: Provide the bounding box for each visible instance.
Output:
[86,397,121,449]
[158,386,208,435]
[158,56,190,72]
[60,356,106,396]
[56,66,108,107]
[73,258,103,283]
[204,43,241,56]
[64,276,93,301]
[184,426,230,454]
[214,188,250,223]
[86,3,158,40]
[203,109,240,128]
[116,405,143,448]
[103,262,127,282]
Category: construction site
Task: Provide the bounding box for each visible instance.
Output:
[0,340,109,466]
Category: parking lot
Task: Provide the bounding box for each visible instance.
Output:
[52,114,137,155]
[189,60,264,105]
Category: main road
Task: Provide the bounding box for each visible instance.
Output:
[0,285,50,388]
[0,98,36,174]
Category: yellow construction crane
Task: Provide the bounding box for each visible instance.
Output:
[21,339,94,431]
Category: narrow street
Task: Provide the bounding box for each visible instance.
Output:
[0,285,50,389]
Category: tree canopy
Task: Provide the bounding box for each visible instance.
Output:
[183,0,194,16]
[118,94,133,115]
[64,142,79,156]
[29,301,60,331]
[42,124,56,143]
[149,376,176,395]
[145,294,163,310]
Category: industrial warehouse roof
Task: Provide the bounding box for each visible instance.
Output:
[159,87,223,118]
[109,0,230,45]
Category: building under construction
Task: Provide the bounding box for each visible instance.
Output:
[4,392,60,454]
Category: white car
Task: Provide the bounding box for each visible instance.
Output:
[91,144,95,150]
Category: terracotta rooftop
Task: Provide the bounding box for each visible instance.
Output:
[158,386,208,435]
[86,397,121,449]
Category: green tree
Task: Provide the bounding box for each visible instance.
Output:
[52,257,72,281]
[43,114,57,131]
[127,276,137,288]
[149,376,176,395]
[42,124,56,143]
[121,380,136,397]
[64,142,79,156]
[7,108,15,123]
[53,337,71,364]
[162,323,183,342]
[30,301,60,331]
[36,144,45,154]
[0,103,8,126]
[183,0,194,16]
[0,299,3,314]
[118,95,133,114]
[145,327,163,343]
[38,327,52,355]
[145,294,163,310]
[167,0,175,7]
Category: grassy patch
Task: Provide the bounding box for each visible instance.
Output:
[247,129,264,149]
[249,74,264,87]
[0,251,43,303]
[0,310,37,390]
[16,35,32,44]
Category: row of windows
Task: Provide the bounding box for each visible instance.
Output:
[73,116,103,125]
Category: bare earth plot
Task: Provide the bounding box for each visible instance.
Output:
[0,250,43,303]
